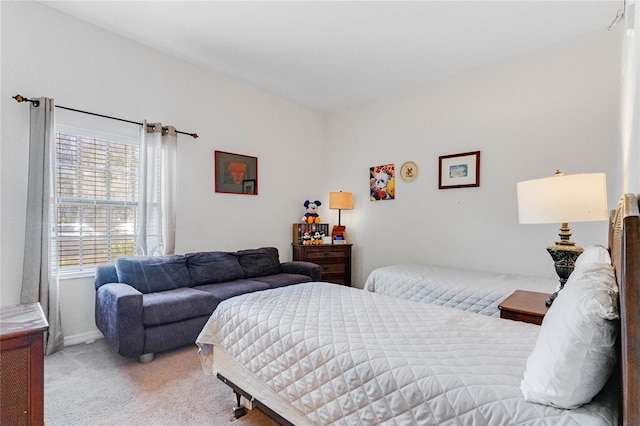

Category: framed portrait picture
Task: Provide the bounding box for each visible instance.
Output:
[214,151,258,195]
[438,151,480,189]
[370,163,395,201]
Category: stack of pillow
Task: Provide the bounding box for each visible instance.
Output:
[521,245,619,409]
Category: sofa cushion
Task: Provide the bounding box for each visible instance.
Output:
[194,280,271,303]
[115,255,191,294]
[235,247,281,278]
[252,273,313,289]
[186,251,244,286]
[142,288,218,326]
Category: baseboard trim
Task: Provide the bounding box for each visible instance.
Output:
[64,330,104,347]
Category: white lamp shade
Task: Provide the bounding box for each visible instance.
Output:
[329,192,354,210]
[517,173,608,224]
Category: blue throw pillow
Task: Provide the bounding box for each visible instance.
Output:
[186,252,244,286]
[115,255,191,294]
[235,247,281,278]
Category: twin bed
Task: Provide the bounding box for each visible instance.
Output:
[363,264,557,317]
[197,194,639,425]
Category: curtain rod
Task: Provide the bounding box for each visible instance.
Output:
[12,94,198,139]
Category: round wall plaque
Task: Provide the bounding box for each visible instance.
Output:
[400,161,419,182]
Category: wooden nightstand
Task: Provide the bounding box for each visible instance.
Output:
[292,244,352,286]
[498,290,550,325]
[1,303,49,425]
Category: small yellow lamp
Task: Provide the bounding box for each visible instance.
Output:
[329,191,353,243]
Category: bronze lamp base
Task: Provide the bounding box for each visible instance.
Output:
[545,222,583,306]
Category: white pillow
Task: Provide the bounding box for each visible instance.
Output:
[575,245,611,268]
[549,245,611,293]
[520,260,619,409]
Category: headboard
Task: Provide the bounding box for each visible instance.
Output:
[609,193,639,425]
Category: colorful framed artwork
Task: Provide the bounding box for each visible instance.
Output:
[214,151,258,195]
[438,151,480,189]
[400,161,419,183]
[370,163,395,201]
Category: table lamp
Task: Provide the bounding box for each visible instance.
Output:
[329,191,353,243]
[517,171,608,306]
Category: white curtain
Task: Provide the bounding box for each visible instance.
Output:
[135,121,177,256]
[621,0,640,193]
[21,97,64,355]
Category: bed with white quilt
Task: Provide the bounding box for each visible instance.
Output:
[364,264,557,316]
[196,194,640,426]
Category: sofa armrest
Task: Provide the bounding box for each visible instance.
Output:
[281,261,321,281]
[95,264,118,290]
[95,283,144,358]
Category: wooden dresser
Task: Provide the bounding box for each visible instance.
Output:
[292,244,352,286]
[0,303,49,426]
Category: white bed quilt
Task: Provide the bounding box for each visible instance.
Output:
[197,282,615,425]
[364,264,558,316]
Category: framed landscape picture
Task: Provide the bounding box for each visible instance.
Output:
[438,151,480,189]
[214,151,258,195]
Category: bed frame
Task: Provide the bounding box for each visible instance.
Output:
[609,194,639,425]
[219,193,639,426]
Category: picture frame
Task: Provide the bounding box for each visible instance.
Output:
[438,151,480,189]
[242,179,255,194]
[214,150,258,195]
[370,163,395,201]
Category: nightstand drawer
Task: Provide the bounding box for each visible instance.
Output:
[318,263,346,274]
[500,310,545,325]
[321,273,349,286]
[302,247,349,261]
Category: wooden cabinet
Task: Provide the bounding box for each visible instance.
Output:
[0,303,49,426]
[292,244,352,286]
[498,290,549,325]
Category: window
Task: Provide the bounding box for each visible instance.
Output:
[56,129,139,272]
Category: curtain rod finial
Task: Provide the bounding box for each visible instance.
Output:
[192,133,199,139]
[13,94,39,107]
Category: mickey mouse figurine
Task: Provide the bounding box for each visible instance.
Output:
[301,200,322,224]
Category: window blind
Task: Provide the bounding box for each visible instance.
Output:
[56,131,139,271]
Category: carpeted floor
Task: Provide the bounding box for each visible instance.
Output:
[44,338,278,425]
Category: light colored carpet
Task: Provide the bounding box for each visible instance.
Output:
[44,338,279,425]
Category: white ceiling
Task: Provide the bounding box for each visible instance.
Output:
[41,1,622,113]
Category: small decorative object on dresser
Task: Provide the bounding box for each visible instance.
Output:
[301,199,323,224]
[292,223,329,245]
[498,290,550,325]
[292,243,352,286]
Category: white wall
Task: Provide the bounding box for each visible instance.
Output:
[325,30,623,288]
[0,2,325,342]
[0,1,625,343]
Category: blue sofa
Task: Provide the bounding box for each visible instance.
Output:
[94,247,320,362]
